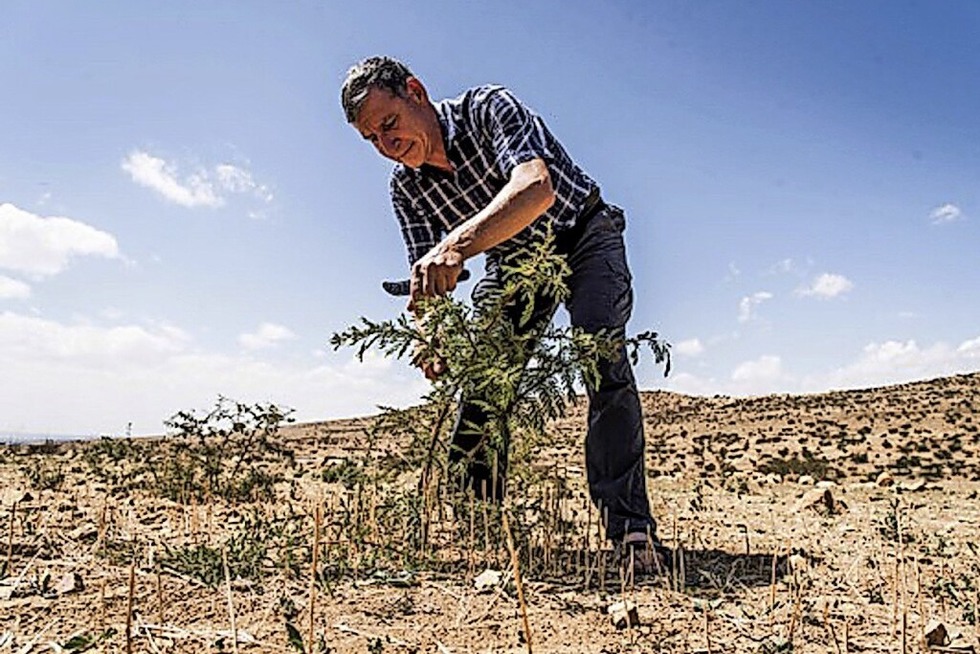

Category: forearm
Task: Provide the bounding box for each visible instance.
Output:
[407,159,555,307]
[441,158,555,261]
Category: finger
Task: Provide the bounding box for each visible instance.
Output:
[434,273,449,297]
[423,265,437,298]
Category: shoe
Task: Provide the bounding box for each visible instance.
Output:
[614,531,672,579]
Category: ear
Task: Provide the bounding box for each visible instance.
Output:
[405,77,427,104]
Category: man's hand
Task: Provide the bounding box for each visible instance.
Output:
[412,342,447,381]
[407,246,464,312]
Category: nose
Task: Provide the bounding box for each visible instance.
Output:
[378,133,400,158]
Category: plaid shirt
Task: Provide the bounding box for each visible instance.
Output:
[390,85,598,266]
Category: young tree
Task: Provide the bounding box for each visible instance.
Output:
[331,230,670,488]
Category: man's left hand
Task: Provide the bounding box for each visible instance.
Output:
[408,246,464,312]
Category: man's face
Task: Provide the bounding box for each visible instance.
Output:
[353,80,436,169]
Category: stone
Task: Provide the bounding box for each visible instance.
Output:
[607,599,639,629]
[876,471,894,487]
[798,475,815,485]
[923,619,947,647]
[68,523,98,541]
[757,635,791,653]
[795,487,841,515]
[473,568,502,593]
[899,479,927,492]
[55,572,84,595]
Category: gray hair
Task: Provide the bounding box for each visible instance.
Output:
[340,56,414,123]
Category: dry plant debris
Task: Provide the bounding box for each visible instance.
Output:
[1,372,979,653]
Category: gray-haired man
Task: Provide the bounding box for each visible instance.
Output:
[341,56,664,564]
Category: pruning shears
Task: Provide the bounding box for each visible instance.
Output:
[381,269,472,297]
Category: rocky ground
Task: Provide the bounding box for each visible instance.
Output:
[2,372,979,653]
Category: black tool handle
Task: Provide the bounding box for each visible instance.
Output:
[382,269,471,296]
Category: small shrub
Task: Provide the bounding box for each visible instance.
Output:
[876,498,916,544]
[159,519,269,587]
[22,457,66,491]
[758,453,838,480]
[331,229,670,508]
[151,397,296,503]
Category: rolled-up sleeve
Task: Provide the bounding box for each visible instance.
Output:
[477,87,556,179]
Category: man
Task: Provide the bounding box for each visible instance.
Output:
[341,56,663,564]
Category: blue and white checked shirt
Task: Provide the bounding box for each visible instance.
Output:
[390,85,598,267]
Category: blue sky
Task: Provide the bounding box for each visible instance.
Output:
[2,1,978,436]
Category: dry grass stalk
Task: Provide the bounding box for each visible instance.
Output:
[155,559,165,625]
[95,500,108,554]
[769,545,778,627]
[901,609,907,654]
[99,577,107,633]
[823,600,842,654]
[308,501,323,654]
[222,545,239,654]
[468,490,475,579]
[4,500,15,576]
[670,511,681,593]
[703,606,712,654]
[126,555,136,654]
[787,553,800,646]
[502,508,532,654]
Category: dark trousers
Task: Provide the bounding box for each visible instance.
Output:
[448,202,655,541]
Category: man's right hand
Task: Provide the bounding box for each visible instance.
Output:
[407,245,464,313]
[412,343,447,381]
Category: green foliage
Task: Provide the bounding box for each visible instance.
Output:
[331,229,670,479]
[60,629,116,653]
[159,518,268,587]
[156,397,296,503]
[758,453,838,480]
[74,398,297,503]
[321,457,369,488]
[21,457,66,491]
[876,498,916,544]
[78,436,151,493]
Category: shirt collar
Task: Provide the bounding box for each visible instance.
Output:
[435,97,457,145]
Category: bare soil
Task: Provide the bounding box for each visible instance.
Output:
[2,372,979,653]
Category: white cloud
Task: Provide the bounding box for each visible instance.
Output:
[769,258,796,275]
[929,203,963,225]
[0,310,426,435]
[796,273,854,299]
[803,336,980,392]
[674,338,705,357]
[957,336,980,358]
[216,164,275,203]
[239,322,296,350]
[657,334,980,399]
[122,151,275,211]
[0,203,120,277]
[737,291,773,323]
[122,151,224,208]
[732,355,784,384]
[0,311,187,367]
[0,276,31,299]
